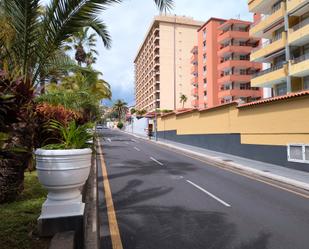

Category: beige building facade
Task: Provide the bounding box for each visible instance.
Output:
[134,15,204,112]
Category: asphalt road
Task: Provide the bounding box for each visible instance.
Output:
[97,129,309,249]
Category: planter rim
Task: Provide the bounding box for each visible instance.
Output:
[35,148,92,156]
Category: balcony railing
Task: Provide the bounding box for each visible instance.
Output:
[252,33,283,52]
[291,53,309,64]
[290,18,309,32]
[251,3,283,28]
[253,63,284,78]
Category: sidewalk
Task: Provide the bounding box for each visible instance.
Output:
[124,130,309,192]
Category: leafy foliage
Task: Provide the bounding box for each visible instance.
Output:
[113,99,128,122]
[179,94,188,108]
[43,120,93,150]
[36,103,83,125]
[117,122,123,129]
[0,73,36,203]
[0,0,174,84]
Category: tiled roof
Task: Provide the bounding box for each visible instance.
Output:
[199,101,238,112]
[238,90,309,108]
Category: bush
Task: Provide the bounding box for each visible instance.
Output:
[117,122,123,129]
[35,103,84,148]
[36,103,83,125]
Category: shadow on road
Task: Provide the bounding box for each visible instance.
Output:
[98,176,271,249]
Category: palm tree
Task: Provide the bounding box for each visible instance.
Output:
[0,0,173,85]
[113,100,128,122]
[0,0,173,202]
[65,27,99,66]
[180,94,188,109]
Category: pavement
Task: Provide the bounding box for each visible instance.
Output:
[97,128,309,249]
[123,130,309,192]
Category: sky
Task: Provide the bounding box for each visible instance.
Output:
[87,0,253,106]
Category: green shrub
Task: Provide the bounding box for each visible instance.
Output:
[117,122,123,129]
[42,120,94,149]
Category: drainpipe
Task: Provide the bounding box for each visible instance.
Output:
[284,10,291,93]
[174,14,176,110]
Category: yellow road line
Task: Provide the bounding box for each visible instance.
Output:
[98,141,123,249]
[138,138,309,199]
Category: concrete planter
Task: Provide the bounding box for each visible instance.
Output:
[35,148,92,219]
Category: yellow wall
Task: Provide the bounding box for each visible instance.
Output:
[157,96,309,146]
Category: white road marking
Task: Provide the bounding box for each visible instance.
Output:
[107,138,112,143]
[150,157,164,166]
[186,180,231,207]
[134,147,141,151]
[131,139,139,143]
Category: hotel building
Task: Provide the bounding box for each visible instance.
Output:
[191,18,262,109]
[134,15,204,112]
[248,0,309,96]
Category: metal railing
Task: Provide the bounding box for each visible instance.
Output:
[290,18,309,32]
[291,53,309,64]
[253,63,284,78]
[251,2,283,28]
[251,33,283,52]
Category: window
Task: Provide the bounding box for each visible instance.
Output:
[275,83,287,96]
[240,69,247,75]
[203,66,207,72]
[304,76,309,90]
[240,55,249,60]
[288,144,309,163]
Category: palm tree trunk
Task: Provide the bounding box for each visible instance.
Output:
[0,156,27,203]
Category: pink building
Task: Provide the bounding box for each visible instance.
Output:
[191,18,263,109]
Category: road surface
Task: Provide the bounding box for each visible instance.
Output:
[97,129,309,249]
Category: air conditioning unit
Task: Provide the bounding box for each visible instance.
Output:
[287,144,309,163]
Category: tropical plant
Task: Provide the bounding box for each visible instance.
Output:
[179,94,188,109]
[0,0,174,203]
[65,27,100,66]
[136,109,147,116]
[130,108,136,115]
[113,100,128,122]
[117,122,123,130]
[161,109,173,113]
[0,74,36,203]
[0,0,173,85]
[43,120,93,150]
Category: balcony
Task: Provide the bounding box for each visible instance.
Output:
[218,45,253,57]
[218,89,261,99]
[190,54,198,63]
[248,0,278,14]
[250,32,286,62]
[251,64,288,87]
[218,60,261,71]
[191,76,198,85]
[218,74,252,85]
[250,2,285,37]
[218,31,249,44]
[289,54,309,77]
[288,19,309,46]
[191,99,199,107]
[191,65,198,74]
[287,0,309,15]
[191,87,198,96]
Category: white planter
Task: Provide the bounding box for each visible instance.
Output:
[35,148,92,219]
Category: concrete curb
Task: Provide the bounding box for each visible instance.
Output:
[123,131,309,192]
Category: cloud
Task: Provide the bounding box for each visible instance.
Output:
[92,0,253,105]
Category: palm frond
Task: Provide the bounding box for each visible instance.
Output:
[153,0,174,12]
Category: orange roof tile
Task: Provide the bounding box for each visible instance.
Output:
[238,90,309,108]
